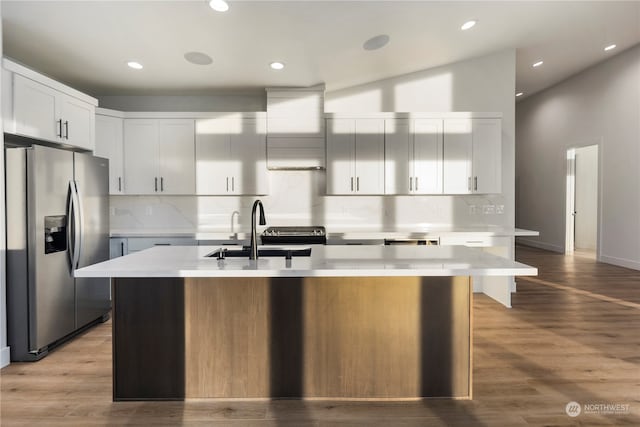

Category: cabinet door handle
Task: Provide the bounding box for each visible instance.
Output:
[356,177,360,192]
[161,177,164,192]
[155,177,158,192]
[64,121,69,140]
[120,242,124,257]
[57,119,63,138]
[226,177,229,192]
[351,177,354,192]
[232,177,235,192]
[474,176,478,191]
[410,177,413,191]
[415,177,419,191]
[468,177,471,191]
[118,177,122,192]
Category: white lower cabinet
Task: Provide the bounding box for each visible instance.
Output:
[439,235,513,307]
[112,237,197,257]
[109,238,129,259]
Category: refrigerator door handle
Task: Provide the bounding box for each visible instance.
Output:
[70,181,82,270]
[73,181,84,270]
[66,181,75,269]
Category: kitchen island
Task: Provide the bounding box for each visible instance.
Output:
[75,245,536,401]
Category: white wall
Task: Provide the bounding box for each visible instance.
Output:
[516,44,640,269]
[110,50,517,233]
[0,2,10,368]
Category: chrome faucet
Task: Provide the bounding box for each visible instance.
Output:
[249,199,266,260]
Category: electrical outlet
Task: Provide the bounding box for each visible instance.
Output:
[145,206,153,215]
[483,205,495,215]
[496,204,505,214]
[469,205,477,214]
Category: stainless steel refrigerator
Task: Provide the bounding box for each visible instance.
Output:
[6,144,111,361]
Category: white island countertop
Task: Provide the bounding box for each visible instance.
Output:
[110,227,539,240]
[75,245,537,278]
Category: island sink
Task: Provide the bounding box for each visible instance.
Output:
[206,246,312,260]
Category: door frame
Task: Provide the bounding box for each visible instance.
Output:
[565,141,602,258]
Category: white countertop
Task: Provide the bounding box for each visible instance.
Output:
[110,227,539,240]
[75,245,537,278]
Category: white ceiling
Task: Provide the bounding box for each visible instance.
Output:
[2,1,639,100]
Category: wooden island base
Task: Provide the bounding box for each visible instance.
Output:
[113,276,471,401]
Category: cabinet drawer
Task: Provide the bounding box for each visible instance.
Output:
[439,236,491,247]
[127,237,197,252]
[439,236,510,247]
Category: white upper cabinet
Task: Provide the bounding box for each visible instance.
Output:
[195,117,268,195]
[13,74,59,142]
[123,120,158,195]
[471,118,502,194]
[443,118,501,194]
[326,118,385,195]
[94,113,124,194]
[385,118,443,195]
[123,119,195,195]
[158,120,196,195]
[59,95,95,151]
[326,119,355,195]
[4,59,97,151]
[443,119,473,194]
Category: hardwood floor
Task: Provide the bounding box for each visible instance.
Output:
[2,245,639,426]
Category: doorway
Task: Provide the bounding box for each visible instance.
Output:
[565,145,599,257]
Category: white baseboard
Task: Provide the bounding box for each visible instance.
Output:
[599,255,640,271]
[1,346,10,368]
[516,238,564,253]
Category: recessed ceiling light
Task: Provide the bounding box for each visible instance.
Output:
[363,34,390,51]
[604,44,617,51]
[516,92,523,97]
[461,20,477,31]
[209,0,229,12]
[532,61,544,68]
[127,61,143,70]
[184,51,213,65]
[270,62,285,70]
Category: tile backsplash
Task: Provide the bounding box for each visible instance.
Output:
[110,170,508,232]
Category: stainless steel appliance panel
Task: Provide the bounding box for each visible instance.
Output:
[28,145,76,351]
[7,146,75,352]
[6,143,111,361]
[6,148,31,359]
[73,152,111,327]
